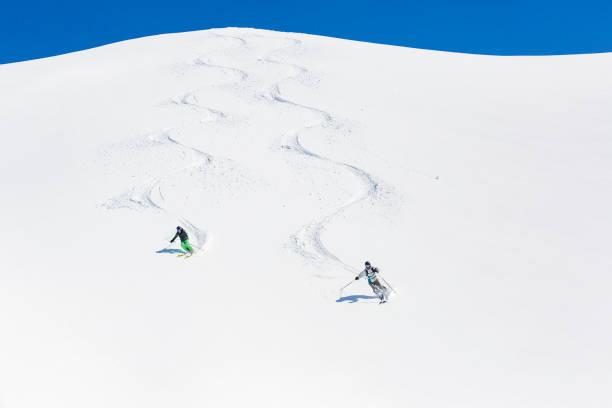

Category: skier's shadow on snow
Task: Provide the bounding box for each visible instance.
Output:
[336,295,379,303]
[156,248,186,255]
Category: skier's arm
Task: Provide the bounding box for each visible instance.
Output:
[355,270,366,280]
[170,232,179,243]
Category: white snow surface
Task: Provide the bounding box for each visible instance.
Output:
[1,28,612,407]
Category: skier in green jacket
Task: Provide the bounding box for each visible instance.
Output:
[355,261,388,302]
[171,226,194,255]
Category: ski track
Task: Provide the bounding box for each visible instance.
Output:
[103,129,213,212]
[103,31,393,265]
[103,33,251,253]
[102,129,212,251]
[165,91,227,122]
[260,36,391,276]
[192,57,249,84]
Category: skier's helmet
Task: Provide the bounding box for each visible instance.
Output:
[365,261,371,268]
[177,226,182,231]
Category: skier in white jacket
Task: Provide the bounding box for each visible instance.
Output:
[355,261,388,302]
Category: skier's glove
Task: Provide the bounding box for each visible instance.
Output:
[355,276,359,280]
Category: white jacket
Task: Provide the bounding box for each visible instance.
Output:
[358,267,380,284]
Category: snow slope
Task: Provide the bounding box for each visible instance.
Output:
[1,28,611,407]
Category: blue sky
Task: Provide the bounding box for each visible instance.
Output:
[1,0,612,64]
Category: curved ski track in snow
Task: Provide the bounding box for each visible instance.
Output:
[102,129,212,251]
[103,33,251,252]
[166,91,227,122]
[103,129,215,213]
[260,37,391,275]
[103,31,393,263]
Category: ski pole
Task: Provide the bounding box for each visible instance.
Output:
[340,280,354,291]
[380,277,397,294]
[338,279,355,296]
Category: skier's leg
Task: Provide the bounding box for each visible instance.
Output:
[370,283,382,299]
[379,284,389,300]
[182,239,194,254]
[372,281,386,300]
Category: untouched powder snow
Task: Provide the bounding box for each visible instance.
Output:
[1,28,612,407]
